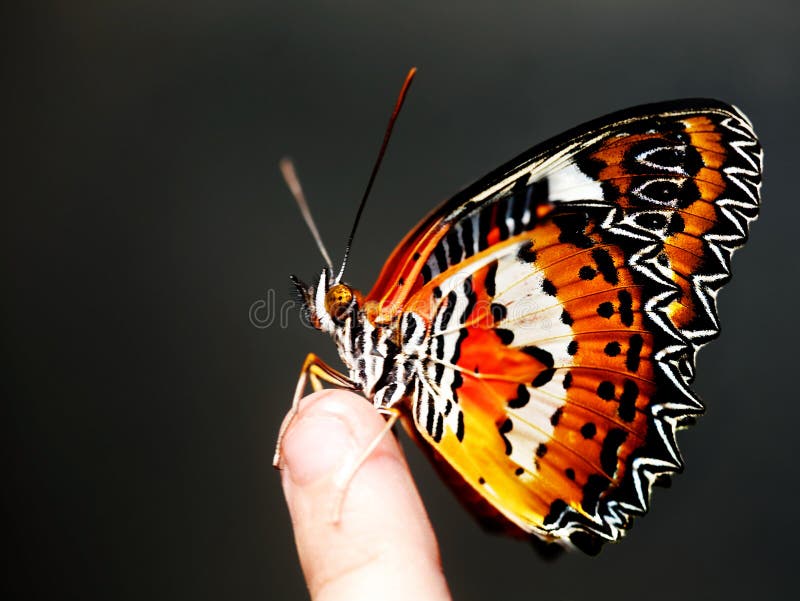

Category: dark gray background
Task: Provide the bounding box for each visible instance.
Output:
[5,1,799,599]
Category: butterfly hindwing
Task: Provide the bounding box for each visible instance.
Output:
[371,100,761,549]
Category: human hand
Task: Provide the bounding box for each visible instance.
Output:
[278,390,453,601]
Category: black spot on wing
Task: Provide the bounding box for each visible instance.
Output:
[478,201,493,252]
[433,334,445,360]
[626,334,644,372]
[597,381,615,400]
[510,177,529,234]
[591,247,618,285]
[508,383,530,409]
[450,328,469,366]
[542,278,557,296]
[496,328,514,345]
[635,212,668,230]
[617,380,638,422]
[433,413,444,442]
[553,213,594,249]
[517,240,537,263]
[667,212,686,235]
[456,410,465,442]
[532,368,556,388]
[425,396,435,435]
[581,474,610,515]
[433,244,448,274]
[597,302,614,319]
[496,196,510,242]
[678,143,704,175]
[490,302,507,323]
[617,290,634,327]
[440,290,458,329]
[452,367,464,391]
[421,263,432,283]
[600,428,628,476]
[499,418,513,455]
[444,228,464,266]
[485,260,498,298]
[544,498,568,526]
[461,276,477,323]
[530,176,549,209]
[522,346,554,368]
[632,177,700,209]
[461,219,475,259]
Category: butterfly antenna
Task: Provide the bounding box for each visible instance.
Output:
[335,67,417,283]
[280,157,334,271]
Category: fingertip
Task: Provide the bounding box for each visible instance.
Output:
[280,391,366,487]
[277,390,451,601]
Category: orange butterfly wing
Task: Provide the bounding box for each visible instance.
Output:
[366,100,761,551]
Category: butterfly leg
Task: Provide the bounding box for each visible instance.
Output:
[273,352,358,468]
[330,407,401,525]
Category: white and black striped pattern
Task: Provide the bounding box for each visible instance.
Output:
[420,177,551,283]
[527,106,763,547]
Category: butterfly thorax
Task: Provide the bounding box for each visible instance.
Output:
[332,309,426,409]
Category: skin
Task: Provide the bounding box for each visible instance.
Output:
[279,390,453,601]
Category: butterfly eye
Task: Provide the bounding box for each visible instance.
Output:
[325,284,356,323]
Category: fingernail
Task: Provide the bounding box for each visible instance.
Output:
[281,413,355,487]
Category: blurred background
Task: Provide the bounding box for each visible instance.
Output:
[5,1,799,599]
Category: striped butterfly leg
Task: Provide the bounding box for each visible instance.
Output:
[272,352,358,468]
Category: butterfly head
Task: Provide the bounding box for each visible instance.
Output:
[292,268,362,334]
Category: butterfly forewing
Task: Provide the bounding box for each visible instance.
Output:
[365,99,761,550]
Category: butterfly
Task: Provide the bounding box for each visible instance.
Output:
[276,69,762,554]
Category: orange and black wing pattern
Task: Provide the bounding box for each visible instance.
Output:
[369,100,762,552]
